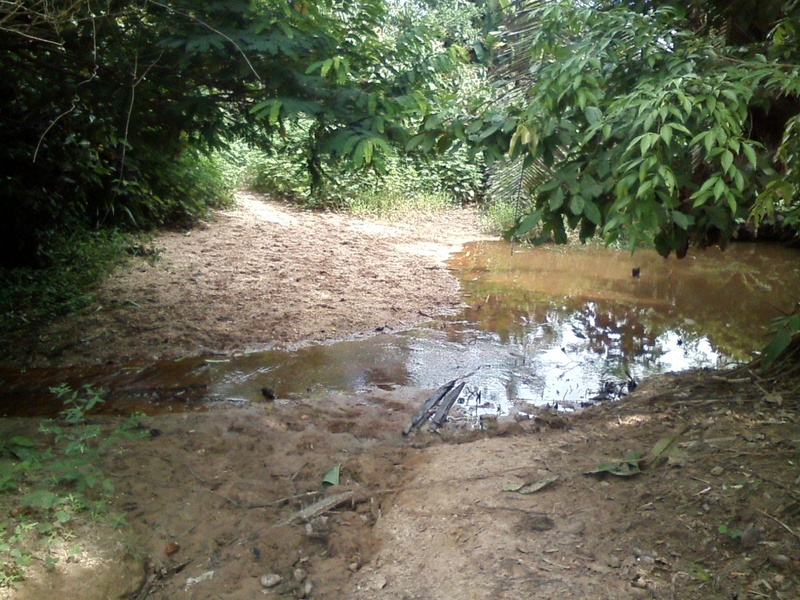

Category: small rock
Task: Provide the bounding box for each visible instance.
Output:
[564,520,586,535]
[524,514,555,531]
[185,571,214,589]
[607,555,622,569]
[769,554,792,570]
[741,524,761,550]
[261,573,283,588]
[710,466,724,476]
[741,430,762,443]
[303,580,313,596]
[293,568,307,583]
[367,574,388,591]
[611,521,633,533]
[164,542,180,556]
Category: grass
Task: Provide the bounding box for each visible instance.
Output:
[0,229,145,337]
[478,198,519,236]
[346,188,457,220]
[0,386,147,586]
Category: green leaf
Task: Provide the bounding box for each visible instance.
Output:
[269,101,282,126]
[353,140,366,168]
[586,460,641,477]
[743,143,757,167]
[682,562,713,583]
[515,209,543,237]
[720,150,734,174]
[586,452,644,477]
[569,196,585,215]
[713,177,727,201]
[322,464,341,488]
[405,133,428,151]
[8,436,35,447]
[658,165,676,193]
[502,476,558,494]
[649,435,679,464]
[640,132,659,156]
[659,125,673,146]
[672,211,691,230]
[584,106,602,126]
[726,192,737,214]
[549,188,565,211]
[22,490,59,509]
[583,200,602,225]
[761,328,793,367]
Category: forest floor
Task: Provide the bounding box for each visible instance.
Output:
[1,193,800,600]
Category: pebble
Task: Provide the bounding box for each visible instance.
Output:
[563,520,586,535]
[606,555,622,569]
[769,554,792,570]
[293,568,307,583]
[367,574,388,591]
[710,466,724,476]
[525,514,555,531]
[741,524,761,550]
[261,573,283,588]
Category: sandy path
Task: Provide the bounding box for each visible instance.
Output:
[9,192,491,368]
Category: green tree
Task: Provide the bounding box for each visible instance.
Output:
[0,0,470,266]
[415,0,800,256]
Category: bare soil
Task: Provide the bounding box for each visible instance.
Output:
[2,194,800,599]
[4,192,489,369]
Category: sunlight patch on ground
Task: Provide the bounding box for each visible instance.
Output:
[609,414,653,428]
[236,194,299,226]
[394,241,463,261]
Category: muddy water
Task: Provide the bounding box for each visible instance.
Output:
[444,240,800,410]
[1,241,798,417]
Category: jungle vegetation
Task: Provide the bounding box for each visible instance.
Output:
[1,0,798,331]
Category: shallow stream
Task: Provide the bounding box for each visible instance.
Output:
[2,240,798,417]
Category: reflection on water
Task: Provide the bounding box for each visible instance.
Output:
[210,231,800,412]
[2,240,798,417]
[452,240,800,362]
[437,240,800,410]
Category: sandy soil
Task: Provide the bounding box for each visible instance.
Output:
[2,194,800,599]
[5,192,489,368]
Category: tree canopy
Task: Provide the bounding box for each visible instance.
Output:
[473,0,800,256]
[1,0,799,267]
[0,0,475,265]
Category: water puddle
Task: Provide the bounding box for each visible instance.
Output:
[2,241,798,417]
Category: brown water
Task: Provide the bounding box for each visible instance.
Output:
[452,240,800,362]
[1,241,798,417]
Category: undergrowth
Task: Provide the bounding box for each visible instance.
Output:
[235,119,486,217]
[0,385,147,586]
[479,198,520,235]
[0,230,140,335]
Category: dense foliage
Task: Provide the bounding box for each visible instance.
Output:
[498,0,800,256]
[0,0,479,268]
[407,1,800,256]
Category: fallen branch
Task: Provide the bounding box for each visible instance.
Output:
[429,381,466,430]
[403,380,455,436]
[130,559,192,600]
[756,508,800,542]
[272,490,355,528]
